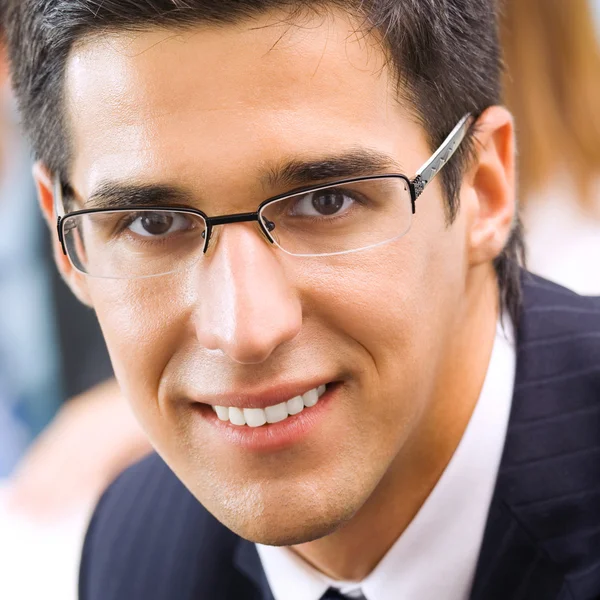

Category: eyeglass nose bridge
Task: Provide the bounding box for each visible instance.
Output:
[202,211,276,254]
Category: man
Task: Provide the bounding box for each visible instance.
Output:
[4,0,600,598]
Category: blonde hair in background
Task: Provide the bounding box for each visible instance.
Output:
[501,0,600,207]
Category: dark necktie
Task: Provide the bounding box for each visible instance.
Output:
[320,588,362,600]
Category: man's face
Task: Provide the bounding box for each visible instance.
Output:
[59,11,479,544]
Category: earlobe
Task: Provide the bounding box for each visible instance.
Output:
[466,106,517,267]
[33,162,93,307]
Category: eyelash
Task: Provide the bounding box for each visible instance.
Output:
[96,185,373,241]
[112,211,144,236]
[283,189,370,217]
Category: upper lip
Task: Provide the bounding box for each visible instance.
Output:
[191,380,331,410]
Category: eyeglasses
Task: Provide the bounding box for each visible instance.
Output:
[55,114,472,280]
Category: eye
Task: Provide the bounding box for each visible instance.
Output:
[291,189,356,217]
[127,212,193,237]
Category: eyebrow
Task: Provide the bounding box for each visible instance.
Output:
[85,183,195,210]
[84,149,403,211]
[263,149,404,190]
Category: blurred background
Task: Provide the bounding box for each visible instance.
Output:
[502,0,600,294]
[0,0,599,599]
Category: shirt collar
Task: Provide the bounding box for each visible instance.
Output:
[257,317,516,600]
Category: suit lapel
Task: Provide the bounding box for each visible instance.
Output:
[233,538,276,600]
[470,274,600,600]
[470,496,566,600]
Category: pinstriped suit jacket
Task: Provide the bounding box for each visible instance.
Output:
[79,274,600,600]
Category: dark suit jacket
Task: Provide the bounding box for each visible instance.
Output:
[79,274,600,600]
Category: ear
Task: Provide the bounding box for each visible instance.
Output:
[463,106,517,267]
[33,162,93,307]
[0,44,9,90]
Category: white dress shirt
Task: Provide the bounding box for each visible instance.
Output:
[257,317,516,600]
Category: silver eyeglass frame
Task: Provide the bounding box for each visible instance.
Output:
[53,113,473,271]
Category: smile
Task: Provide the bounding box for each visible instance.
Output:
[212,385,327,428]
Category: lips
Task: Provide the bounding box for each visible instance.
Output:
[190,381,340,452]
[213,384,327,427]
[190,378,333,411]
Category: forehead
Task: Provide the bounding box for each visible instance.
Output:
[65,10,418,199]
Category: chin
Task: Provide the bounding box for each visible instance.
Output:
[205,483,359,546]
[230,512,351,547]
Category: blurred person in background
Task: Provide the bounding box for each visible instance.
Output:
[0,25,35,476]
[0,3,151,519]
[0,3,65,478]
[501,0,600,294]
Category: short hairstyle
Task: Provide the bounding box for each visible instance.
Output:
[0,0,6,33]
[5,0,524,321]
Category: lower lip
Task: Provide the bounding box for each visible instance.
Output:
[194,384,338,452]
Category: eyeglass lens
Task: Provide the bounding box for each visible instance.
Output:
[61,176,413,279]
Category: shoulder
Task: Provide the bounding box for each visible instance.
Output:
[79,453,250,600]
[517,273,600,390]
[512,270,600,447]
[499,273,600,591]
[513,273,600,430]
[520,271,600,321]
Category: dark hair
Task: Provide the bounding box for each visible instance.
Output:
[5,0,524,322]
[0,0,6,33]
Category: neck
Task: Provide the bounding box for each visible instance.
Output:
[291,266,501,581]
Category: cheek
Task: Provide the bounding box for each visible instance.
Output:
[304,208,466,409]
[86,277,191,415]
[316,230,461,347]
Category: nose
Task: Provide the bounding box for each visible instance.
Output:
[193,223,302,364]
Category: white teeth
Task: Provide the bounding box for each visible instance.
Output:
[286,396,305,416]
[215,406,229,421]
[265,402,288,424]
[244,408,267,428]
[212,385,328,428]
[229,407,246,426]
[302,388,319,408]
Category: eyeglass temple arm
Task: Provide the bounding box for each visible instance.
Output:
[412,113,473,199]
[53,176,67,217]
[53,176,69,255]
